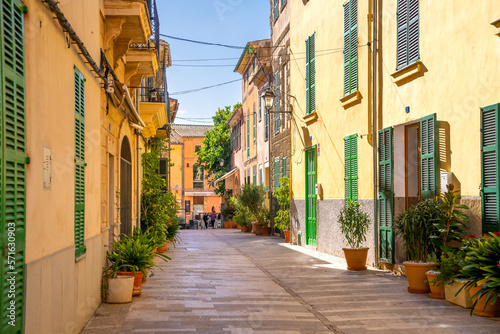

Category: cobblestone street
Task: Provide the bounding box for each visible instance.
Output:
[82,230,500,334]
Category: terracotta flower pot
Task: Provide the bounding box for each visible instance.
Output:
[262,227,271,236]
[284,230,290,243]
[469,284,500,317]
[118,271,144,296]
[342,248,368,271]
[224,221,231,229]
[157,242,168,253]
[253,223,263,235]
[106,276,134,304]
[243,225,252,232]
[403,262,437,294]
[425,271,445,299]
[230,220,237,228]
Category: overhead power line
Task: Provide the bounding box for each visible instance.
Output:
[172,64,235,68]
[160,33,244,49]
[170,78,241,96]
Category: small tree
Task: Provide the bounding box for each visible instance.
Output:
[231,197,254,227]
[238,184,266,219]
[273,177,290,230]
[338,200,370,248]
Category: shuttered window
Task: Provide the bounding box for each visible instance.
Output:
[282,157,287,178]
[481,103,500,233]
[274,157,281,189]
[397,0,419,69]
[246,117,250,159]
[420,113,437,200]
[305,33,316,114]
[344,135,358,202]
[343,0,358,96]
[1,1,26,332]
[274,0,278,20]
[74,67,86,258]
[274,70,280,133]
[253,113,256,140]
[258,96,262,120]
[379,127,394,263]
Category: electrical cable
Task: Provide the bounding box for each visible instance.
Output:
[170,78,241,96]
[160,33,244,49]
[171,64,235,68]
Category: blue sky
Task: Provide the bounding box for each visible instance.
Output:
[156,1,271,125]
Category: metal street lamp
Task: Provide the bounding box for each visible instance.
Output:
[262,89,275,109]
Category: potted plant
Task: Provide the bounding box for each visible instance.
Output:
[239,184,267,235]
[222,200,238,228]
[338,200,370,270]
[274,177,291,242]
[232,197,254,232]
[394,199,443,293]
[427,184,469,299]
[108,235,169,296]
[102,258,134,304]
[257,208,271,236]
[459,232,500,316]
[434,249,473,307]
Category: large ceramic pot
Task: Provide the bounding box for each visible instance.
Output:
[223,221,231,229]
[106,276,134,303]
[230,220,237,228]
[284,230,290,243]
[118,271,144,296]
[342,248,368,271]
[253,223,263,235]
[469,284,500,317]
[444,279,472,308]
[243,225,252,232]
[403,262,437,294]
[425,271,445,299]
[262,227,271,236]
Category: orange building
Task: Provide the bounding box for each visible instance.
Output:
[169,124,222,224]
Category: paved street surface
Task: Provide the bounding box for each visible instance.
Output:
[82,230,500,334]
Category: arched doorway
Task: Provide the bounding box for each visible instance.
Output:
[120,136,132,238]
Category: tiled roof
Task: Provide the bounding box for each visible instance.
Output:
[172,124,213,138]
[170,129,182,144]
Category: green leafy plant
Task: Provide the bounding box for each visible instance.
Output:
[231,197,254,227]
[221,200,237,221]
[394,199,444,262]
[196,103,241,196]
[255,207,271,227]
[432,249,467,286]
[431,184,469,254]
[274,177,290,231]
[459,232,500,314]
[338,200,370,248]
[239,183,266,220]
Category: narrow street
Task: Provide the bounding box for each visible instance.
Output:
[82,230,500,334]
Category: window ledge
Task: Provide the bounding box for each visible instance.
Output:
[391,61,424,85]
[340,90,362,109]
[491,18,500,36]
[303,111,318,125]
[75,253,87,263]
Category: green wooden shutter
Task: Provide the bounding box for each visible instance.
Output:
[397,0,419,69]
[258,96,262,120]
[481,103,500,233]
[305,147,317,246]
[274,70,279,132]
[253,113,256,140]
[309,33,316,113]
[282,157,287,178]
[420,113,437,200]
[274,157,281,189]
[343,0,358,96]
[74,67,86,258]
[247,117,250,159]
[305,33,315,114]
[306,36,310,114]
[344,135,358,202]
[1,1,26,332]
[407,0,419,64]
[379,127,394,263]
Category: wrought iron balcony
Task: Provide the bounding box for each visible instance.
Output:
[130,0,159,58]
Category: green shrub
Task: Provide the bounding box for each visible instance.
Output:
[338,200,370,248]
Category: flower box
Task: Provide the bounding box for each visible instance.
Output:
[444,279,472,309]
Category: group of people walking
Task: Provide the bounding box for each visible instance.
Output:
[200,210,222,229]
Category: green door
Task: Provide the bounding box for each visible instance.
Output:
[379,127,394,263]
[305,146,317,246]
[0,1,26,332]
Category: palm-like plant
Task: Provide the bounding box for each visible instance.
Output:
[338,200,370,248]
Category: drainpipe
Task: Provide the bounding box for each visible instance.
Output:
[372,0,379,266]
[136,129,141,229]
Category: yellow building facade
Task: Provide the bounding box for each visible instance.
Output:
[288,0,500,268]
[0,1,170,332]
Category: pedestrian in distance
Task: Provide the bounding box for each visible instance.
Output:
[201,213,207,229]
[210,211,216,229]
[217,212,222,228]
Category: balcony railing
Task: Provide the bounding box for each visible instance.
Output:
[140,88,166,103]
[130,0,160,58]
